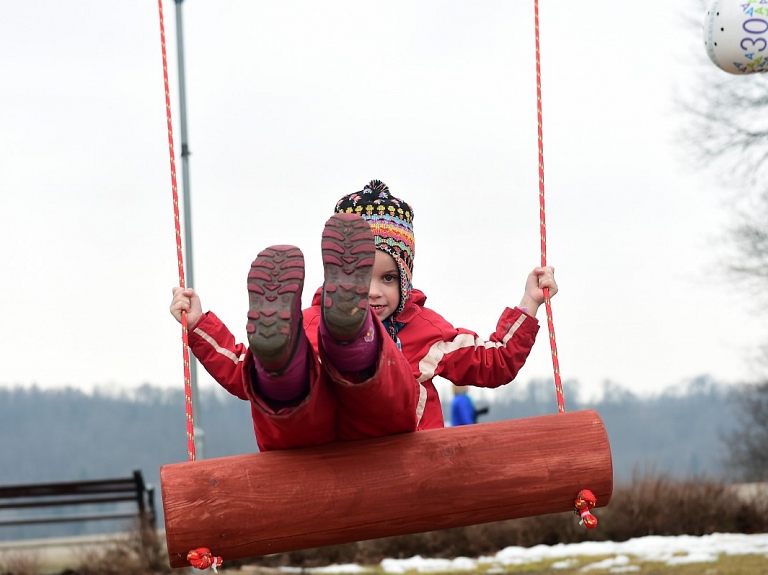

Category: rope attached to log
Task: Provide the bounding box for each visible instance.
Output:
[156,0,196,464]
[533,1,601,528]
[156,0,217,569]
[533,0,564,414]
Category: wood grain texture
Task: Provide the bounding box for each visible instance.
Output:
[161,410,613,568]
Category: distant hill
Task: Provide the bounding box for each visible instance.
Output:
[0,375,739,540]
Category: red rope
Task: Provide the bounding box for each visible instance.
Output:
[158,0,221,567]
[533,0,565,414]
[533,8,601,526]
[157,0,196,462]
[533,8,601,524]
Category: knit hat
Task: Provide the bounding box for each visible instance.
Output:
[334,180,415,317]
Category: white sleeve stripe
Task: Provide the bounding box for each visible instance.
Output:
[501,314,526,344]
[194,327,243,365]
[415,383,428,425]
[416,314,526,383]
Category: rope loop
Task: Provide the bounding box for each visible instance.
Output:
[574,489,598,529]
[187,548,224,572]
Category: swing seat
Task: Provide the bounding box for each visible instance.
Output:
[160,409,613,568]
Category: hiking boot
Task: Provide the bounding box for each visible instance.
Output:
[246,245,305,373]
[321,213,376,343]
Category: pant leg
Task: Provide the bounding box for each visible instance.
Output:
[243,344,337,451]
[322,319,424,441]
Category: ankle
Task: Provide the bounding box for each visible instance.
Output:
[320,310,378,373]
[252,335,310,402]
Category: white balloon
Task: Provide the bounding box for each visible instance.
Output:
[704,0,768,74]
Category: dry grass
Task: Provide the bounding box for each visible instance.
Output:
[0,549,43,575]
[65,519,173,575]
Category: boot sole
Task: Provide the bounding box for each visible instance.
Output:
[321,213,375,342]
[246,245,304,371]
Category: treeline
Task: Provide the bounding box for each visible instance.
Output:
[463,375,736,481]
[0,375,739,539]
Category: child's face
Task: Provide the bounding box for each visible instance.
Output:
[369,250,400,321]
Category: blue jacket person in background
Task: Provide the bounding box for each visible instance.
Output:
[451,386,489,426]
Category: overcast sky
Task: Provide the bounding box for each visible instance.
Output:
[1,0,762,402]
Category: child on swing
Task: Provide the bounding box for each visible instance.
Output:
[170,180,558,452]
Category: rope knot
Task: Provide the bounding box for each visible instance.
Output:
[187,547,223,572]
[574,489,598,529]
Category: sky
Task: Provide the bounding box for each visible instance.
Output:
[1,0,765,402]
[303,533,768,572]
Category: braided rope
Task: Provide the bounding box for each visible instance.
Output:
[158,0,221,566]
[157,0,196,461]
[533,3,600,528]
[533,0,565,414]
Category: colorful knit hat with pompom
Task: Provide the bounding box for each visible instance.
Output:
[334,180,415,316]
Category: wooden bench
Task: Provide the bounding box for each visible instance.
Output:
[0,469,156,531]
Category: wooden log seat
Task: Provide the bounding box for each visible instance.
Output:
[161,409,613,568]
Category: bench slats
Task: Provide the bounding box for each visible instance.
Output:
[0,495,139,510]
[0,469,156,532]
[0,479,139,498]
[0,512,141,527]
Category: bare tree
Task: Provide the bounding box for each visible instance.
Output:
[679,4,768,481]
[677,0,768,283]
[680,73,768,191]
[679,71,768,283]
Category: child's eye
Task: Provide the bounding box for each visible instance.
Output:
[383,274,398,283]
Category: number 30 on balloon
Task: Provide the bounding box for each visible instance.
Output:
[705,0,768,74]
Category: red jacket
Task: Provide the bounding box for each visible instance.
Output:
[189,287,539,435]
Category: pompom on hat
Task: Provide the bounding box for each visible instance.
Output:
[334,180,415,316]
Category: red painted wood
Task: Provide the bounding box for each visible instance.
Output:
[161,410,613,568]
